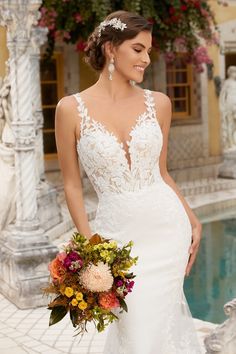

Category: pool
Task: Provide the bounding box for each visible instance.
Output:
[184,217,236,324]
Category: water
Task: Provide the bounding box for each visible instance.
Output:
[184,218,236,324]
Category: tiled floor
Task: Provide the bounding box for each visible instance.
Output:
[0,293,218,354]
[0,293,107,354]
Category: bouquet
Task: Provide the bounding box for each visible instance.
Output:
[44,232,138,334]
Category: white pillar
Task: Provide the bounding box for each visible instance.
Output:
[0,0,58,308]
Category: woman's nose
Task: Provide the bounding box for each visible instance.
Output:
[142,52,150,65]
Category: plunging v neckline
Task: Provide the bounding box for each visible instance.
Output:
[75,89,154,173]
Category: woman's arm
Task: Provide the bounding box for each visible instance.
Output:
[154,92,202,276]
[55,96,93,240]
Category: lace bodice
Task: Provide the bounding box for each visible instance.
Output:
[74,89,163,198]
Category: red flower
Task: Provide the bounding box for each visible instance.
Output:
[169,7,175,15]
[171,15,180,23]
[76,40,87,51]
[147,17,155,24]
[180,5,187,11]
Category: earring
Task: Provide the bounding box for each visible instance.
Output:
[129,80,136,86]
[108,58,115,81]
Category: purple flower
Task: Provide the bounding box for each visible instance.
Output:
[63,251,83,273]
[115,277,124,287]
[125,280,134,293]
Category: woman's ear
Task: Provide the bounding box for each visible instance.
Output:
[103,41,114,60]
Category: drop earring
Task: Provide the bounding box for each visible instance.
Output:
[129,80,136,86]
[108,57,115,81]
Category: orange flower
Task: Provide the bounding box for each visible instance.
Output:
[98,291,120,310]
[48,255,66,283]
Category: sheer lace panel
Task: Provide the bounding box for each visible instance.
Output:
[74,89,163,196]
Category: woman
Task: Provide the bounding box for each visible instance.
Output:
[55,10,202,354]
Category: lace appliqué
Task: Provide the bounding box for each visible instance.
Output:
[74,89,163,197]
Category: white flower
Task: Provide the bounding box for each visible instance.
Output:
[79,261,114,292]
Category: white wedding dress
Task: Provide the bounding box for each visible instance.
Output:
[73,89,202,354]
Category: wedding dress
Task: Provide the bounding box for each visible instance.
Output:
[73,89,202,354]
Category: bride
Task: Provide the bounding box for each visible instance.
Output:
[55,10,202,354]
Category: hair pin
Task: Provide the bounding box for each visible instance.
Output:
[97,17,127,38]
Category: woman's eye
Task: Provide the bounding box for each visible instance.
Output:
[134,49,141,53]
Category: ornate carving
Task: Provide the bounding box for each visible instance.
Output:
[204,298,236,354]
[0,1,42,57]
[0,63,13,145]
[31,26,48,53]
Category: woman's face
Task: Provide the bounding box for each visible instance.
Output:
[111,30,152,83]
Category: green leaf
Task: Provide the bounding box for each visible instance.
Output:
[125,272,135,279]
[70,308,78,328]
[119,298,128,312]
[49,306,68,326]
[110,311,119,320]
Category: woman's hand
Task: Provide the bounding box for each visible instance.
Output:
[185,221,202,277]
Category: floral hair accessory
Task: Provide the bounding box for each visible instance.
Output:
[97,17,127,38]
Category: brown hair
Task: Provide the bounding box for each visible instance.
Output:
[84,10,153,71]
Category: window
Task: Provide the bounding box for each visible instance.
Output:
[40,53,64,158]
[225,53,236,76]
[166,55,193,120]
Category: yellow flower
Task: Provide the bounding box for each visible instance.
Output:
[110,241,117,248]
[78,300,88,310]
[106,256,111,262]
[64,287,74,298]
[103,242,109,249]
[76,292,83,301]
[71,298,78,306]
[100,250,109,258]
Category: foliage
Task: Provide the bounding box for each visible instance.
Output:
[39,0,221,71]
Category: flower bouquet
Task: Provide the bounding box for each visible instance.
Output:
[44,232,138,334]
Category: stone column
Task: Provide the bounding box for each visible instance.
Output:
[0,0,58,309]
[31,26,47,184]
[30,26,62,231]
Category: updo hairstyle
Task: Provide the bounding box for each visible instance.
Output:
[84,10,153,71]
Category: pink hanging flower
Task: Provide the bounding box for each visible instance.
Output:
[193,46,212,65]
[74,13,82,23]
[174,37,187,51]
[192,46,213,73]
[63,31,71,40]
[164,51,175,64]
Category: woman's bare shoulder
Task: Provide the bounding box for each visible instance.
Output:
[151,91,171,106]
[56,94,77,111]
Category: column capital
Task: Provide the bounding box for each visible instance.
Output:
[0,0,42,56]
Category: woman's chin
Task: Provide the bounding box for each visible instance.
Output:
[134,77,144,84]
